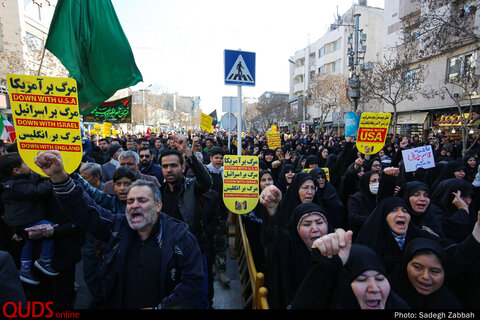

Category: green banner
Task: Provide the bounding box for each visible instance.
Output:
[82,96,132,123]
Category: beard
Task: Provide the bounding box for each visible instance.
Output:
[126,205,158,231]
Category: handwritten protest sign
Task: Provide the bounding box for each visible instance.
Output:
[356,112,391,155]
[7,74,82,176]
[402,145,435,172]
[266,131,281,149]
[200,112,213,132]
[223,155,259,214]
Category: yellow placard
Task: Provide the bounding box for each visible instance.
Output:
[223,155,259,214]
[271,125,277,132]
[7,74,82,176]
[303,167,330,181]
[356,112,391,155]
[266,131,281,149]
[322,167,330,181]
[200,112,213,132]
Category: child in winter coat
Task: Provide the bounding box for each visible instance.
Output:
[0,153,58,285]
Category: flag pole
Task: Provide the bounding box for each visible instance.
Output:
[37,45,47,76]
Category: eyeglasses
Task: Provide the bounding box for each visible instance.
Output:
[139,154,151,158]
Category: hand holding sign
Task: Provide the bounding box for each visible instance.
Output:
[356,113,391,155]
[401,145,435,172]
[223,155,259,214]
[7,74,82,176]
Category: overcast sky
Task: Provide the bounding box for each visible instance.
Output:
[111,0,384,115]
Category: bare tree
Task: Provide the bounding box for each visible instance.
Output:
[0,36,67,85]
[359,50,436,134]
[245,96,288,131]
[402,0,479,59]
[307,73,349,134]
[242,98,261,131]
[440,52,480,155]
[401,0,480,154]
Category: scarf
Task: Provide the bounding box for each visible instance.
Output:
[206,163,223,176]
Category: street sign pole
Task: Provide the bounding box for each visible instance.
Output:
[237,85,242,155]
[228,99,231,152]
[224,49,255,156]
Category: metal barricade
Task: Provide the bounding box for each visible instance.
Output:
[229,214,269,309]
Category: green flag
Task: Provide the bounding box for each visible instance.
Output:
[45,0,143,112]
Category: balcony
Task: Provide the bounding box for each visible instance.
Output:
[293,65,305,78]
[293,83,305,94]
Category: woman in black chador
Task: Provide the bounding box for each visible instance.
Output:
[289,229,409,310]
[259,183,332,309]
[388,238,462,309]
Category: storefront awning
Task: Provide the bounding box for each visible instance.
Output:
[397,112,429,124]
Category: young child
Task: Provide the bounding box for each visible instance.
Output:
[0,152,58,285]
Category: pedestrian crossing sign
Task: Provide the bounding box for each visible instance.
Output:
[224,49,255,86]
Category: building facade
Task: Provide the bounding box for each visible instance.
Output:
[0,0,67,119]
[382,0,479,139]
[288,1,384,132]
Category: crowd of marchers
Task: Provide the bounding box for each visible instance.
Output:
[0,128,479,311]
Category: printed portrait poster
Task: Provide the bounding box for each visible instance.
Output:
[356,112,391,155]
[7,74,82,176]
[223,155,259,214]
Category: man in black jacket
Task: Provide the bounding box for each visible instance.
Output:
[159,134,212,309]
[138,147,164,184]
[34,150,205,309]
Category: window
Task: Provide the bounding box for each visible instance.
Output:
[404,68,420,90]
[408,27,420,40]
[446,52,476,83]
[25,32,43,51]
[319,47,325,57]
[319,65,326,74]
[333,39,342,51]
[332,60,341,72]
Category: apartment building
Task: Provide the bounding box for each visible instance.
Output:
[288,1,384,131]
[0,0,67,117]
[383,0,479,138]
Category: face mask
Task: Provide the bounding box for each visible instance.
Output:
[369,182,379,195]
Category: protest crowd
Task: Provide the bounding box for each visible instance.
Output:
[1,127,480,311]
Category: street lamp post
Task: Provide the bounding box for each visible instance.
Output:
[331,13,367,112]
[346,14,367,112]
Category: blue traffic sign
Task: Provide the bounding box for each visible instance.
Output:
[224,49,256,86]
